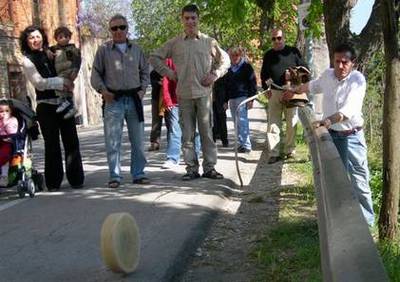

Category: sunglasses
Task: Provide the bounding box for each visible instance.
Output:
[110,25,127,31]
[272,36,282,41]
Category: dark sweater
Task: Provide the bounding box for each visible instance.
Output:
[260,45,307,89]
[25,50,58,100]
[223,61,257,102]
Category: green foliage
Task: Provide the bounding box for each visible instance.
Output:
[131,0,186,52]
[254,219,321,281]
[131,0,302,58]
[370,164,383,215]
[363,50,384,219]
[257,0,300,51]
[195,0,261,55]
[253,141,320,281]
[132,0,262,56]
[304,0,324,38]
[377,240,400,281]
[364,50,385,155]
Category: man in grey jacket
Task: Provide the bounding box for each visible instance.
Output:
[91,14,150,188]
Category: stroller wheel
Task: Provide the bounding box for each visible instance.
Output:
[27,179,35,198]
[17,181,25,198]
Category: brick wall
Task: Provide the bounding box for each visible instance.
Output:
[8,0,33,38]
[0,0,80,98]
[0,1,103,125]
[0,0,79,43]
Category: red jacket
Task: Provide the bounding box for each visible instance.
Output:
[162,59,178,107]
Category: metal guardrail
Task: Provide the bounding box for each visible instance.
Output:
[298,106,388,282]
[234,90,267,187]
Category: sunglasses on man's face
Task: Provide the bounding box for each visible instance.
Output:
[272,36,282,41]
[110,25,127,31]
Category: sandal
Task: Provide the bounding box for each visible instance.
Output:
[202,169,224,179]
[108,180,120,188]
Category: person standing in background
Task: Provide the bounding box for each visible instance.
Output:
[161,58,200,169]
[223,47,257,153]
[149,4,230,181]
[260,28,308,164]
[148,69,164,151]
[20,25,84,191]
[91,14,150,187]
[212,77,229,148]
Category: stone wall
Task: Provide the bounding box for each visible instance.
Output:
[75,37,103,125]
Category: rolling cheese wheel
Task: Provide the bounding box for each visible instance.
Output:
[100,213,140,273]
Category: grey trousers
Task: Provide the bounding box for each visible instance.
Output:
[179,96,217,174]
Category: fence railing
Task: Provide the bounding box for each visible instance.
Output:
[298,106,388,282]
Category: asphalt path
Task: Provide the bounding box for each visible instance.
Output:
[0,95,267,282]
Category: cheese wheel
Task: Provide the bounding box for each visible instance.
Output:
[100,213,140,273]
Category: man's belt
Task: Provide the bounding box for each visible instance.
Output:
[104,87,144,122]
[107,87,141,99]
[329,126,363,137]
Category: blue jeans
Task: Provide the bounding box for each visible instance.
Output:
[329,129,375,226]
[103,96,147,182]
[165,106,200,164]
[229,96,251,150]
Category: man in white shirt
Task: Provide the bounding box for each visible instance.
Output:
[285,43,374,226]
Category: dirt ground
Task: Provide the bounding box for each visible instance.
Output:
[180,144,300,282]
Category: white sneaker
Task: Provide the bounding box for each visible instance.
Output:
[162,159,179,169]
[0,176,8,187]
[56,100,71,113]
[63,107,77,119]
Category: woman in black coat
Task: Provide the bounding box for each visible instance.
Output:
[20,25,84,191]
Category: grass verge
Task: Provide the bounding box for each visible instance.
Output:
[378,240,400,281]
[252,140,322,281]
[253,128,399,281]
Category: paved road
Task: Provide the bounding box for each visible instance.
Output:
[0,95,267,282]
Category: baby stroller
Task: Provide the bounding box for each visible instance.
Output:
[4,98,43,198]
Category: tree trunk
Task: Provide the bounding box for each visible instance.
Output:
[322,0,354,65]
[354,0,383,72]
[378,0,400,240]
[323,0,382,69]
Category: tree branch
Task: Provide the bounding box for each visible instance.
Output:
[354,0,384,72]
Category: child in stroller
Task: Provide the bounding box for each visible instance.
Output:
[0,98,43,198]
[0,100,18,186]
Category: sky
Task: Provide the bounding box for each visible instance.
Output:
[350,0,375,34]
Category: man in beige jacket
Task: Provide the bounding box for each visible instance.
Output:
[150,4,230,180]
